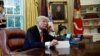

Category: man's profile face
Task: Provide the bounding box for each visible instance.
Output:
[57,5,61,12]
[39,19,48,30]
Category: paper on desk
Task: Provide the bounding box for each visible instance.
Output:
[56,41,70,48]
[45,41,70,48]
[45,41,70,55]
[45,41,51,49]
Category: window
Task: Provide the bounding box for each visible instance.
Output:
[4,0,23,29]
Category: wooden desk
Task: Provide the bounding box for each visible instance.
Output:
[14,42,100,56]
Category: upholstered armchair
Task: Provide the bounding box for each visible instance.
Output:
[0,28,25,56]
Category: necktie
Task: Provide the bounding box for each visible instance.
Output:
[40,32,43,43]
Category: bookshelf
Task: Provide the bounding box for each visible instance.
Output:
[81,4,100,41]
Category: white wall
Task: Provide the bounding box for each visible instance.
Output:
[80,0,100,5]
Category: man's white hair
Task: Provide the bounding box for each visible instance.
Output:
[36,16,49,24]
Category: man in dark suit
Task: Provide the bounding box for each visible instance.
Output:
[23,16,58,50]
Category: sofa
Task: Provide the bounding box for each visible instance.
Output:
[0,28,25,56]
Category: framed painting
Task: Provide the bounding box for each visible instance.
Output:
[48,2,67,23]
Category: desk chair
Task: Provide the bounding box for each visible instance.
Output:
[0,28,25,56]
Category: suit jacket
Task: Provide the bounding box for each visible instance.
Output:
[23,25,55,50]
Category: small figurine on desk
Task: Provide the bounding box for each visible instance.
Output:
[57,24,67,36]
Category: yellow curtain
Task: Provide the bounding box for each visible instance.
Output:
[0,49,2,56]
[24,0,39,31]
